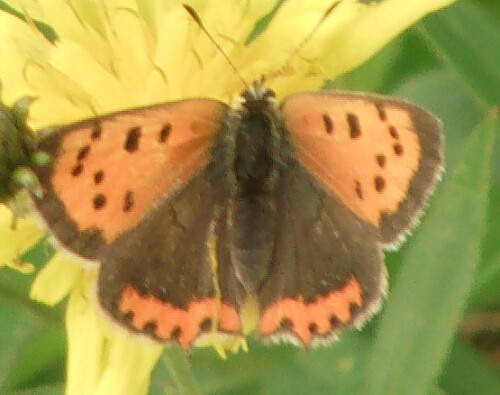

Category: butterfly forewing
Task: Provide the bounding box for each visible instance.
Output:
[34,99,229,257]
[280,91,443,247]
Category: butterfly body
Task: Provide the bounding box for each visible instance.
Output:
[31,82,443,348]
[228,85,288,295]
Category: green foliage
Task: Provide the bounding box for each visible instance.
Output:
[0,0,498,394]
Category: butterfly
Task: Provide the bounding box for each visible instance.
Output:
[30,77,443,349]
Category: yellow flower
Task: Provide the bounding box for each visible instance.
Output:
[0,203,41,273]
[0,0,457,394]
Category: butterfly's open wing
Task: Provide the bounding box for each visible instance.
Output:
[32,100,244,347]
[256,91,442,347]
[280,91,443,248]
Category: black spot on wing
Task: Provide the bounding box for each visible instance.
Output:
[374,176,386,192]
[171,326,182,340]
[199,317,212,331]
[346,113,361,139]
[93,194,106,210]
[159,124,171,142]
[123,190,134,212]
[376,154,386,168]
[355,180,363,199]
[94,170,104,184]
[393,143,404,156]
[124,127,141,152]
[389,126,399,140]
[71,163,83,177]
[77,145,91,160]
[322,114,334,134]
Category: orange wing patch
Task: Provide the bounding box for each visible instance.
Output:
[259,277,362,347]
[119,285,241,349]
[49,100,227,243]
[281,93,420,227]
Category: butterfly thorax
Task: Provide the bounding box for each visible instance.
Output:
[234,83,280,196]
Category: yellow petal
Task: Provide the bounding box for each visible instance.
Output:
[30,253,82,306]
[241,0,458,97]
[0,204,43,268]
[65,268,162,395]
[194,332,248,359]
[314,0,459,78]
[93,330,163,395]
[65,269,105,395]
[0,9,51,106]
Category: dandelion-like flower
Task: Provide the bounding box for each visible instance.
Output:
[0,0,456,394]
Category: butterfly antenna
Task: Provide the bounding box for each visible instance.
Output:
[269,1,343,80]
[183,4,250,90]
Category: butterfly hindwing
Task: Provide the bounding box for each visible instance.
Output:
[280,91,443,247]
[256,161,386,347]
[98,169,243,348]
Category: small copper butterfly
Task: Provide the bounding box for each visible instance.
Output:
[29,5,443,349]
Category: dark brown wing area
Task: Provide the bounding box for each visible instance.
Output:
[33,99,229,260]
[98,166,243,348]
[281,91,443,248]
[257,162,387,347]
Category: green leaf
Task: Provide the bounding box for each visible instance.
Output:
[365,112,497,395]
[439,341,500,395]
[4,383,64,395]
[151,345,201,395]
[332,37,404,93]
[3,326,65,392]
[418,1,500,108]
[0,1,57,43]
[191,333,373,394]
[0,237,63,393]
[394,70,484,170]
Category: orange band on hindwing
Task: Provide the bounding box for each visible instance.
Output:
[259,277,363,347]
[118,285,241,349]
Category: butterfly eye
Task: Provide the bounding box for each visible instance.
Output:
[240,89,254,104]
[263,89,276,102]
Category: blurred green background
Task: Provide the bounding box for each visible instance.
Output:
[0,0,499,394]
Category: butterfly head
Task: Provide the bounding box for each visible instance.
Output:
[239,80,276,112]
